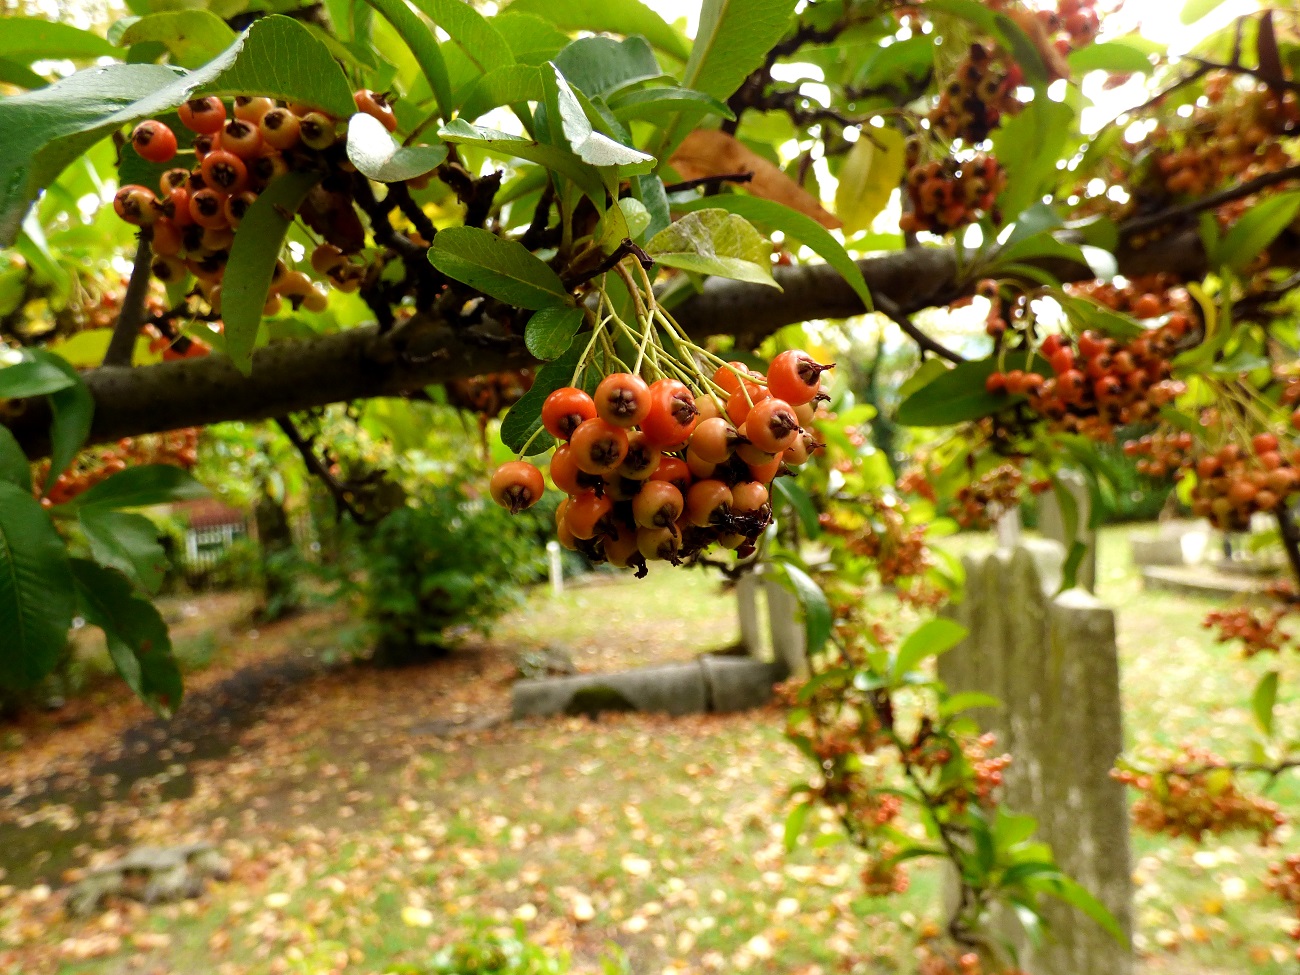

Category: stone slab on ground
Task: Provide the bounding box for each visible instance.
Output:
[1141,564,1278,597]
[511,655,780,719]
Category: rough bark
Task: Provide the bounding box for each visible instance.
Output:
[3,226,1247,458]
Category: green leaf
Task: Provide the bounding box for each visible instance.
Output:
[543,64,656,173]
[674,195,871,311]
[438,119,607,206]
[0,427,29,492]
[525,305,584,360]
[506,0,690,61]
[772,478,820,538]
[222,170,321,376]
[1059,295,1143,340]
[609,85,734,126]
[646,208,778,288]
[0,481,74,689]
[0,58,48,91]
[992,96,1076,224]
[346,114,447,183]
[411,0,513,76]
[896,356,1043,427]
[777,561,832,655]
[361,0,453,121]
[0,16,354,246]
[1218,191,1300,273]
[0,358,77,399]
[1253,670,1279,738]
[834,127,905,236]
[783,801,812,851]
[117,10,237,69]
[80,508,169,595]
[999,861,1062,888]
[500,340,588,454]
[1029,874,1127,946]
[71,558,182,717]
[892,618,967,682]
[490,11,570,64]
[0,17,116,63]
[553,35,663,99]
[57,464,208,510]
[1181,0,1228,23]
[1066,39,1153,74]
[683,0,797,100]
[31,350,93,493]
[458,65,545,121]
[429,226,571,310]
[939,691,1002,717]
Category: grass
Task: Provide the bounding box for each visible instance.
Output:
[2,526,1300,974]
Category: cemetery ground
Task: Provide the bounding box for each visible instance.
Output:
[2,530,1299,975]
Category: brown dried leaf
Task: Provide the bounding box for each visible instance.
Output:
[670,130,842,230]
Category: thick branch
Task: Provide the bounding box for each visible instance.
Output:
[4,226,1270,459]
[102,227,153,368]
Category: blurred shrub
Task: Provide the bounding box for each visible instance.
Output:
[395,928,627,975]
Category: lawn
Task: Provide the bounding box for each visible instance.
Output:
[1,526,1298,974]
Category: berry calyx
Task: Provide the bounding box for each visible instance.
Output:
[490,461,545,513]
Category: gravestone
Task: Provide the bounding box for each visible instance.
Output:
[735,569,808,679]
[941,540,1132,975]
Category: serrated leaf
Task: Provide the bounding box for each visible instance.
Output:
[361,0,452,120]
[1253,670,1279,737]
[411,0,513,76]
[892,618,966,682]
[835,127,905,235]
[525,305,584,360]
[500,341,588,454]
[429,225,570,310]
[30,350,93,493]
[72,558,181,717]
[646,208,778,288]
[0,427,29,492]
[506,0,690,60]
[0,16,354,246]
[222,170,320,376]
[544,63,656,173]
[896,356,1046,427]
[675,194,871,310]
[458,65,545,121]
[80,508,169,595]
[776,560,831,655]
[0,358,76,399]
[0,17,116,63]
[0,481,74,689]
[117,10,237,69]
[683,0,798,100]
[346,113,447,183]
[438,118,607,205]
[58,464,208,510]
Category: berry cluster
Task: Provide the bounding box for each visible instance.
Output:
[1114,747,1286,842]
[1266,855,1300,950]
[489,351,831,574]
[1187,435,1300,531]
[1034,0,1101,53]
[111,90,397,313]
[818,499,940,605]
[1122,429,1194,479]
[1065,274,1190,319]
[918,943,1027,975]
[860,846,911,897]
[950,464,1023,530]
[1203,605,1294,656]
[986,319,1190,440]
[927,43,1023,144]
[900,153,1005,234]
[37,429,200,506]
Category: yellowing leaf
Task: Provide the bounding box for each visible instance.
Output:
[401,905,434,927]
[670,129,840,230]
[834,128,904,235]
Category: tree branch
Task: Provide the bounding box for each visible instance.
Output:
[1122,162,1300,238]
[274,415,378,525]
[7,224,1285,459]
[102,227,154,368]
[875,295,965,364]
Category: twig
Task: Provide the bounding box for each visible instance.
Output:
[274,415,378,525]
[387,181,437,243]
[562,238,654,290]
[1122,162,1300,238]
[662,172,755,194]
[875,295,966,364]
[102,227,154,368]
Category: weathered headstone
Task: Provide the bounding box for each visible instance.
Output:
[941,540,1132,975]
